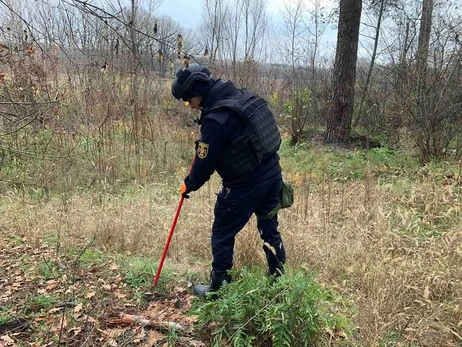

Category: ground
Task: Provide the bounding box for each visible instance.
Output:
[0,235,207,347]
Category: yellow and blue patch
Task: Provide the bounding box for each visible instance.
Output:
[197,142,209,159]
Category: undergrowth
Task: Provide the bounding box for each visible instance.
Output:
[192,267,351,347]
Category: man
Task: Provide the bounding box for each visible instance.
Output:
[171,63,286,297]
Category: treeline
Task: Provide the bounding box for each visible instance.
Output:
[0,0,461,163]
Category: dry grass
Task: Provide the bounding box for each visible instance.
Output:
[279,174,462,346]
[1,157,461,346]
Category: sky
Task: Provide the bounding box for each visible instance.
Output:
[156,0,340,64]
[156,0,297,29]
[157,0,339,44]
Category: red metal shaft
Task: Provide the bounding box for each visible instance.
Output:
[152,195,185,287]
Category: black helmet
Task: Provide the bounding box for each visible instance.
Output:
[171,63,212,101]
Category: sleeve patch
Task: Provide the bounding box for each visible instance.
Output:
[197,142,209,159]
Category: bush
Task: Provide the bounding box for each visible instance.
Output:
[192,267,350,347]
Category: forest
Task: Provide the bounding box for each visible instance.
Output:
[0,0,461,346]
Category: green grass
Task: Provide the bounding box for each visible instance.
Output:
[31,294,58,311]
[78,250,106,265]
[37,260,61,280]
[0,307,11,325]
[4,126,458,203]
[279,139,422,182]
[118,255,184,296]
[120,256,159,289]
[8,234,24,245]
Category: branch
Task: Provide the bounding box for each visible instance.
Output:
[62,0,203,66]
[0,0,52,60]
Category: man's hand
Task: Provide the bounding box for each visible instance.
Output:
[180,183,190,198]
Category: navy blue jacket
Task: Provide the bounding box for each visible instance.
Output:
[184,80,281,192]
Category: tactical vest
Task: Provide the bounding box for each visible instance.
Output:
[202,89,281,177]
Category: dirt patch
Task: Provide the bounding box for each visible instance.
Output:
[0,235,206,346]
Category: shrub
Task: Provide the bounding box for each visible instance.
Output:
[192,267,350,347]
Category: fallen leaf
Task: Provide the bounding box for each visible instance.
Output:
[74,303,83,313]
[114,292,126,299]
[34,315,47,322]
[11,283,22,291]
[110,263,119,271]
[133,328,146,343]
[48,307,64,314]
[99,328,125,339]
[0,334,15,346]
[85,292,96,299]
[144,330,164,347]
[50,316,67,333]
[82,315,97,324]
[46,280,58,291]
[68,327,82,336]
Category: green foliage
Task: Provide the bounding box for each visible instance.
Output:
[8,234,24,245]
[192,268,350,347]
[0,307,10,325]
[165,325,180,345]
[280,89,312,145]
[282,89,311,117]
[78,250,106,265]
[120,256,182,297]
[37,260,61,280]
[31,294,58,310]
[121,256,158,289]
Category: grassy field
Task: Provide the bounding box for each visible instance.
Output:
[1,125,461,346]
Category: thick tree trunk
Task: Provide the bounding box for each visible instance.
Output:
[325,0,362,143]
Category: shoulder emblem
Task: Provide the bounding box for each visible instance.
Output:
[197,142,209,159]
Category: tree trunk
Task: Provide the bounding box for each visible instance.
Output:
[416,0,434,100]
[414,0,434,161]
[353,0,385,128]
[325,0,362,143]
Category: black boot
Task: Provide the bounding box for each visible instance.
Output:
[193,270,231,299]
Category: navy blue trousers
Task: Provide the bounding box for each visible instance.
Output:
[211,175,286,277]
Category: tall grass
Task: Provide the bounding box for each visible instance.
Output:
[1,124,461,346]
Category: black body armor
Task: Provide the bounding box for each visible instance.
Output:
[202,84,281,177]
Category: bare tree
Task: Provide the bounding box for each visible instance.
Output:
[279,0,307,145]
[276,0,330,144]
[353,0,386,128]
[241,0,268,62]
[200,0,228,66]
[223,0,242,80]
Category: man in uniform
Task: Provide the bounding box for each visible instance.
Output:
[171,63,286,297]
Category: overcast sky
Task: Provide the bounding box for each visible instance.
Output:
[157,0,339,46]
